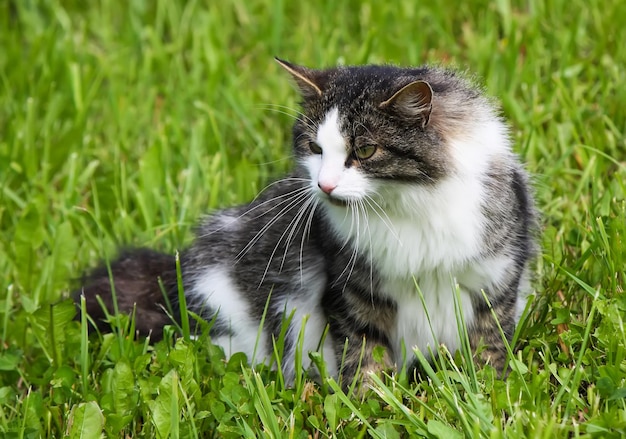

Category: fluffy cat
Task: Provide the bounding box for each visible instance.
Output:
[77,59,538,387]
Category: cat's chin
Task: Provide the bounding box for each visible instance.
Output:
[325,196,350,207]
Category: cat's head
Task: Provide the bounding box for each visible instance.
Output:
[277,58,508,211]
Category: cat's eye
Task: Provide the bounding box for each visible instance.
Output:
[354,145,377,160]
[309,141,323,154]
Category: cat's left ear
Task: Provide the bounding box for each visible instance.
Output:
[379,81,433,129]
[275,57,325,99]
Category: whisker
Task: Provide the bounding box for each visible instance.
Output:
[196,181,310,240]
[334,202,360,293]
[257,104,320,133]
[344,202,362,293]
[335,202,356,253]
[259,191,317,287]
[235,189,311,262]
[299,196,319,283]
[252,177,312,201]
[256,105,301,121]
[278,194,316,271]
[363,194,402,245]
[360,199,375,304]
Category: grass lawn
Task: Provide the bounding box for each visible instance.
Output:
[1,0,625,437]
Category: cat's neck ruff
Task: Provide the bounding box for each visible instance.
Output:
[321,173,485,278]
[317,115,512,279]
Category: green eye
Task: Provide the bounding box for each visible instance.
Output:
[309,141,323,154]
[354,145,377,159]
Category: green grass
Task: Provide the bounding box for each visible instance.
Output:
[1,0,625,437]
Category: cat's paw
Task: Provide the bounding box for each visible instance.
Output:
[356,362,396,396]
[354,346,396,396]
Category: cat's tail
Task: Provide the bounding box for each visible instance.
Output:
[73,248,179,341]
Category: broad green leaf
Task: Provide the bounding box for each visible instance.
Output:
[13,204,46,296]
[427,420,463,439]
[323,393,338,431]
[68,401,105,439]
[149,369,180,439]
[50,221,78,289]
[374,422,401,439]
[112,359,137,418]
[29,299,76,360]
[0,347,22,371]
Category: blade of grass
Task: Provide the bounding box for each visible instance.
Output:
[175,250,190,342]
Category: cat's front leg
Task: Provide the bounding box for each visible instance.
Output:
[324,285,398,391]
[468,295,517,373]
[337,334,395,391]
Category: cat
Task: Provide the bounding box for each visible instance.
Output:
[76,58,538,388]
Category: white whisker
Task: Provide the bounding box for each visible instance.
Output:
[257,104,320,133]
[358,199,375,304]
[258,191,317,287]
[235,188,311,262]
[195,177,311,240]
[299,196,319,283]
[278,194,316,270]
[363,194,402,245]
[334,202,361,293]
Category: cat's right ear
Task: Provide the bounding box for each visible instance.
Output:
[275,58,324,99]
[379,80,433,129]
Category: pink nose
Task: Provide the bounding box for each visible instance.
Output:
[318,181,337,195]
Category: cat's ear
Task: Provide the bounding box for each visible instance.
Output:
[275,57,324,98]
[379,80,433,128]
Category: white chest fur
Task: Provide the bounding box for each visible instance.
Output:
[323,176,490,364]
[384,275,474,364]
